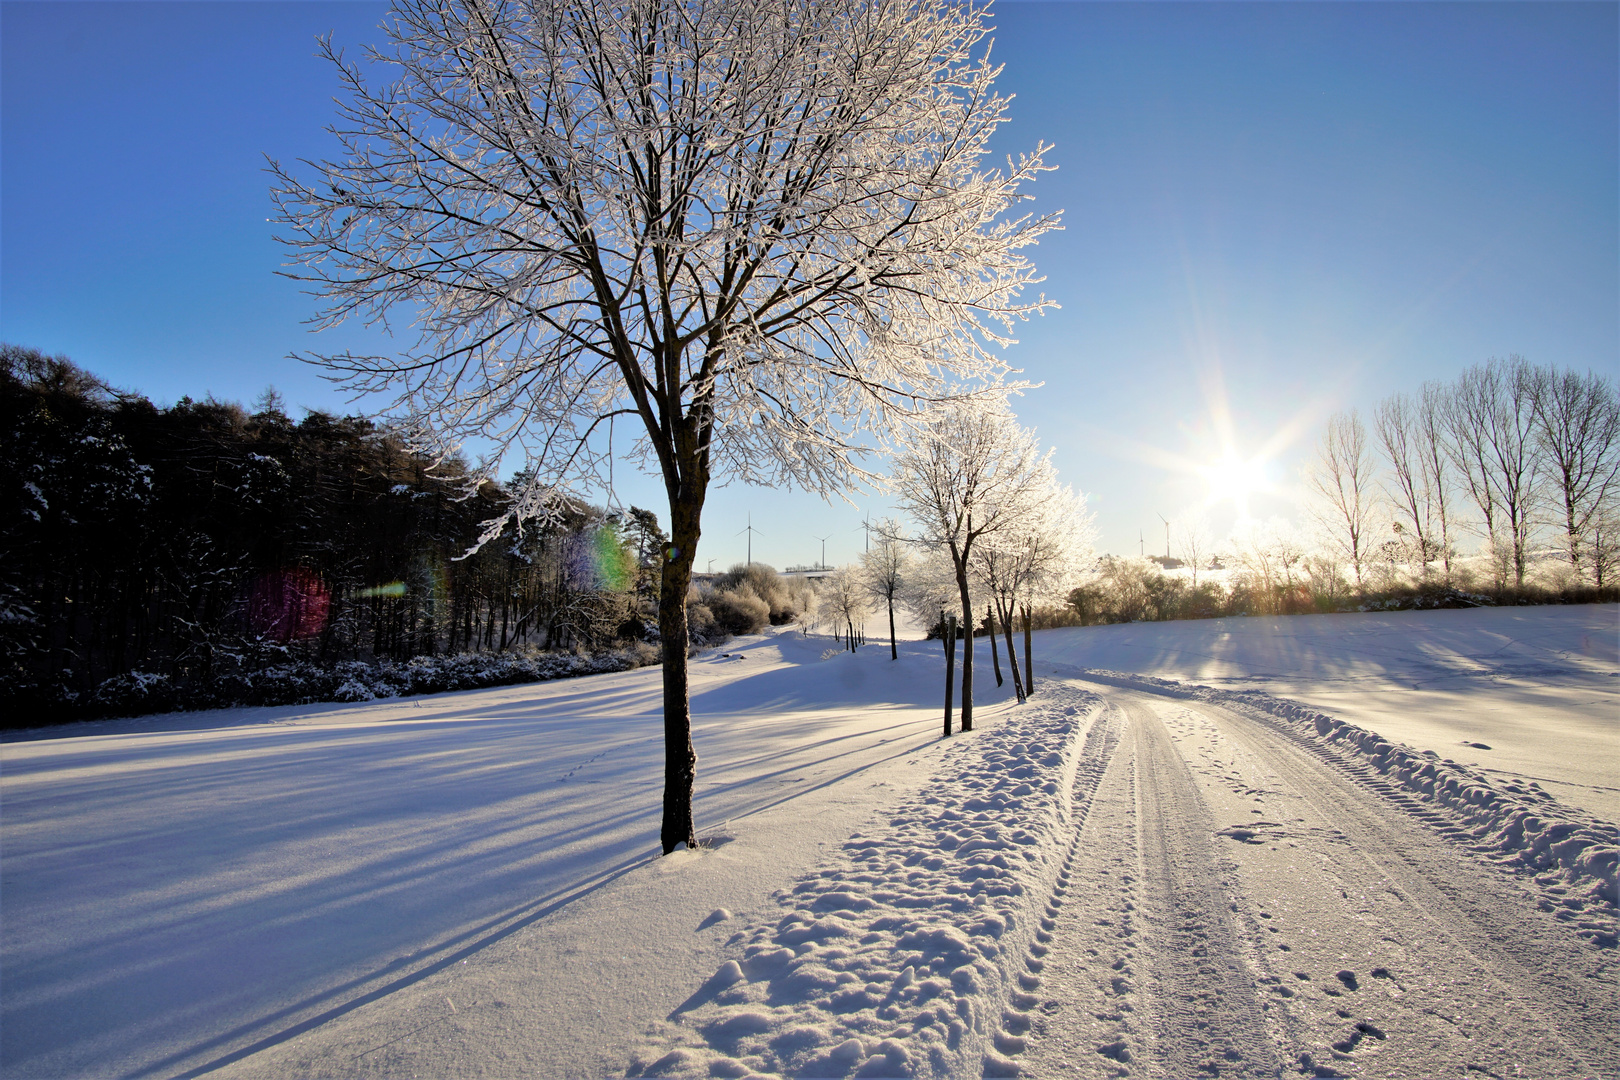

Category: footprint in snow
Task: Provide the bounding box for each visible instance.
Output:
[698,908,733,931]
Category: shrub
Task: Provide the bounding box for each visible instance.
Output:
[4,643,664,728]
[706,585,771,636]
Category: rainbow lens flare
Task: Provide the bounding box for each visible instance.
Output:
[248,568,331,641]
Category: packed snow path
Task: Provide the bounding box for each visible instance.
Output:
[1015,683,1616,1078]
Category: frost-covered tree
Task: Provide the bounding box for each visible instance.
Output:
[1307,410,1379,588]
[969,483,1089,702]
[892,404,1054,731]
[1530,366,1619,582]
[272,0,1058,851]
[860,520,910,660]
[820,565,870,653]
[1444,358,1541,587]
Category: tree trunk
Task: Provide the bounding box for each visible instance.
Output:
[953,562,974,731]
[888,597,897,660]
[999,597,1024,702]
[657,498,701,855]
[1022,603,1033,695]
[987,603,1004,686]
[943,613,957,737]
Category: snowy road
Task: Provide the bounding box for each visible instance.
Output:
[1017,684,1616,1078]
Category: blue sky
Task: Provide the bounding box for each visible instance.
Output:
[3,1,1615,566]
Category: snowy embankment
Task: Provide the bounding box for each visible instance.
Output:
[626,685,1105,1080]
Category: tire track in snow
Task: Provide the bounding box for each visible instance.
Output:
[1175,694,1617,1076]
[983,696,1124,1077]
[1014,697,1280,1079]
[1124,702,1280,1077]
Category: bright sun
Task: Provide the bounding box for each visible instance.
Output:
[1202,453,1268,509]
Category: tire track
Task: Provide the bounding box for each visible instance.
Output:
[1125,701,1280,1077]
[1178,694,1617,1075]
[1017,680,1616,1078]
[1012,699,1280,1078]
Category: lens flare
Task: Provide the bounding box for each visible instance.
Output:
[248,568,331,641]
[357,581,407,598]
[592,525,634,591]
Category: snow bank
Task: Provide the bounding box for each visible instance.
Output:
[1063,666,1619,948]
[627,687,1104,1080]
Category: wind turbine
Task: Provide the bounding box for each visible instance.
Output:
[813,533,831,570]
[857,516,874,553]
[737,514,763,566]
[1157,513,1171,560]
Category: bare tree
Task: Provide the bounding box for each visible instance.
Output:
[1006,483,1091,695]
[1307,410,1379,588]
[1417,380,1457,583]
[272,0,1058,852]
[860,521,910,660]
[1375,392,1433,576]
[1531,366,1620,581]
[1445,358,1541,587]
[1174,514,1213,589]
[821,565,870,653]
[892,404,1054,732]
[970,539,1024,699]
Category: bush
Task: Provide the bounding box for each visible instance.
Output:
[710,563,811,625]
[4,642,664,728]
[706,585,771,636]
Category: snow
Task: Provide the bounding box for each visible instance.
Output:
[1034,604,1620,822]
[2,606,1615,1078]
[1,631,1021,1079]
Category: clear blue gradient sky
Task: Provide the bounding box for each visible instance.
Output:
[3,1,1615,566]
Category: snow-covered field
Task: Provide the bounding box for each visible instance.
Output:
[2,606,1615,1078]
[1038,605,1620,822]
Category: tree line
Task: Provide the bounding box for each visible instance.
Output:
[1066,356,1618,625]
[0,346,674,722]
[1311,356,1617,592]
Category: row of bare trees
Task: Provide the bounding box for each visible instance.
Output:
[801,404,1095,732]
[888,404,1093,730]
[1311,357,1618,590]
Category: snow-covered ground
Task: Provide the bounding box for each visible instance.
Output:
[2,607,1615,1079]
[1036,605,1620,822]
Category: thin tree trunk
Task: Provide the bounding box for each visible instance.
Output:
[987,602,1004,686]
[1000,597,1024,702]
[658,498,701,855]
[1022,603,1033,695]
[953,562,974,731]
[888,597,897,660]
[943,613,957,737]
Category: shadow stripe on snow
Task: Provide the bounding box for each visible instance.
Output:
[624,686,1106,1080]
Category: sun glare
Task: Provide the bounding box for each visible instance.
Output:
[1202,453,1268,507]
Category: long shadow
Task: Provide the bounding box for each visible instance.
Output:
[702,739,932,827]
[136,848,654,1080]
